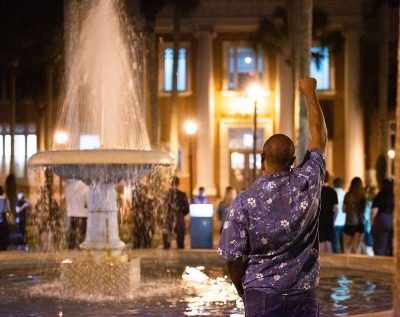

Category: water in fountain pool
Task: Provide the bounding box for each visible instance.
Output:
[0,260,392,317]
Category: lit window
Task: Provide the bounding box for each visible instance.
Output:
[163,47,187,92]
[311,47,330,90]
[0,125,37,178]
[249,153,262,170]
[243,134,253,147]
[27,134,37,158]
[226,46,263,91]
[231,152,245,169]
[4,135,11,157]
[80,134,100,149]
[14,135,25,157]
[228,128,264,149]
[14,135,25,177]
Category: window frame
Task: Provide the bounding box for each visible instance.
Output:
[311,45,336,94]
[158,41,192,96]
[0,123,37,178]
[222,41,269,93]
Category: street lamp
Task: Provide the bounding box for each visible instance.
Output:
[184,120,197,202]
[247,83,264,183]
[388,149,395,176]
[54,131,68,149]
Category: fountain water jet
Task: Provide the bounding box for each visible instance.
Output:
[28,0,173,297]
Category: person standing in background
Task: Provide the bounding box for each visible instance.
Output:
[0,186,10,251]
[193,187,209,204]
[217,186,236,232]
[362,185,375,256]
[319,172,338,253]
[343,177,366,254]
[333,178,346,253]
[371,178,394,256]
[163,177,190,249]
[15,192,29,250]
[65,179,89,249]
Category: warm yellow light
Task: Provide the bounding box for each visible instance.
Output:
[184,120,198,135]
[54,131,68,144]
[247,83,264,103]
[388,149,395,159]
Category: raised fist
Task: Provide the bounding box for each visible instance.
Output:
[299,77,317,94]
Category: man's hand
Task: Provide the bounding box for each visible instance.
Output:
[227,258,247,298]
[299,77,317,95]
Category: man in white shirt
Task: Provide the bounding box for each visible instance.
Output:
[65,179,89,249]
[333,177,346,253]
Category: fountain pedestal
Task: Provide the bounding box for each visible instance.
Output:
[59,182,141,297]
[60,257,140,297]
[80,183,125,256]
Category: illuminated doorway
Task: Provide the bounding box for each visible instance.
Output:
[219,118,273,194]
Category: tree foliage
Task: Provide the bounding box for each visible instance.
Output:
[251,6,344,67]
[139,0,167,30]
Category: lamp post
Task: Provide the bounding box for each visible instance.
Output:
[184,120,197,202]
[247,84,264,183]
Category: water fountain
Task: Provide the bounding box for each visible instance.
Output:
[13,0,393,315]
[28,0,173,296]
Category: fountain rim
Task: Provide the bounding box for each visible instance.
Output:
[28,149,175,166]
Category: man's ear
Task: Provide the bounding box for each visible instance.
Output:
[261,153,266,170]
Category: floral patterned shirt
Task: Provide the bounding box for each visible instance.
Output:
[218,149,325,294]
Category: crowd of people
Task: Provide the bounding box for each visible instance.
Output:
[0,172,393,256]
[319,173,394,256]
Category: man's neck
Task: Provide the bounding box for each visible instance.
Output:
[263,165,290,175]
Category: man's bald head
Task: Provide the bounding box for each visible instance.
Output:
[262,134,295,169]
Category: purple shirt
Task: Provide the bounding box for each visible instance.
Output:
[218,149,325,294]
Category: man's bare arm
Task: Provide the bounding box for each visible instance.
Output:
[299,77,328,153]
[226,258,247,297]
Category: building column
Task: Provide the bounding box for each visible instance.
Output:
[344,29,365,186]
[276,50,294,139]
[195,29,216,196]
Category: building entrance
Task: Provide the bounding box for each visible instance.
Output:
[230,150,262,191]
[219,118,273,196]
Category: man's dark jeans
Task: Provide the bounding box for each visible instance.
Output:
[244,288,319,317]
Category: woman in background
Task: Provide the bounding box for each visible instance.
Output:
[371,178,394,256]
[217,186,236,232]
[343,177,366,254]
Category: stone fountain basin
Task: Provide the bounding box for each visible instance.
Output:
[28,149,174,182]
[29,149,174,165]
